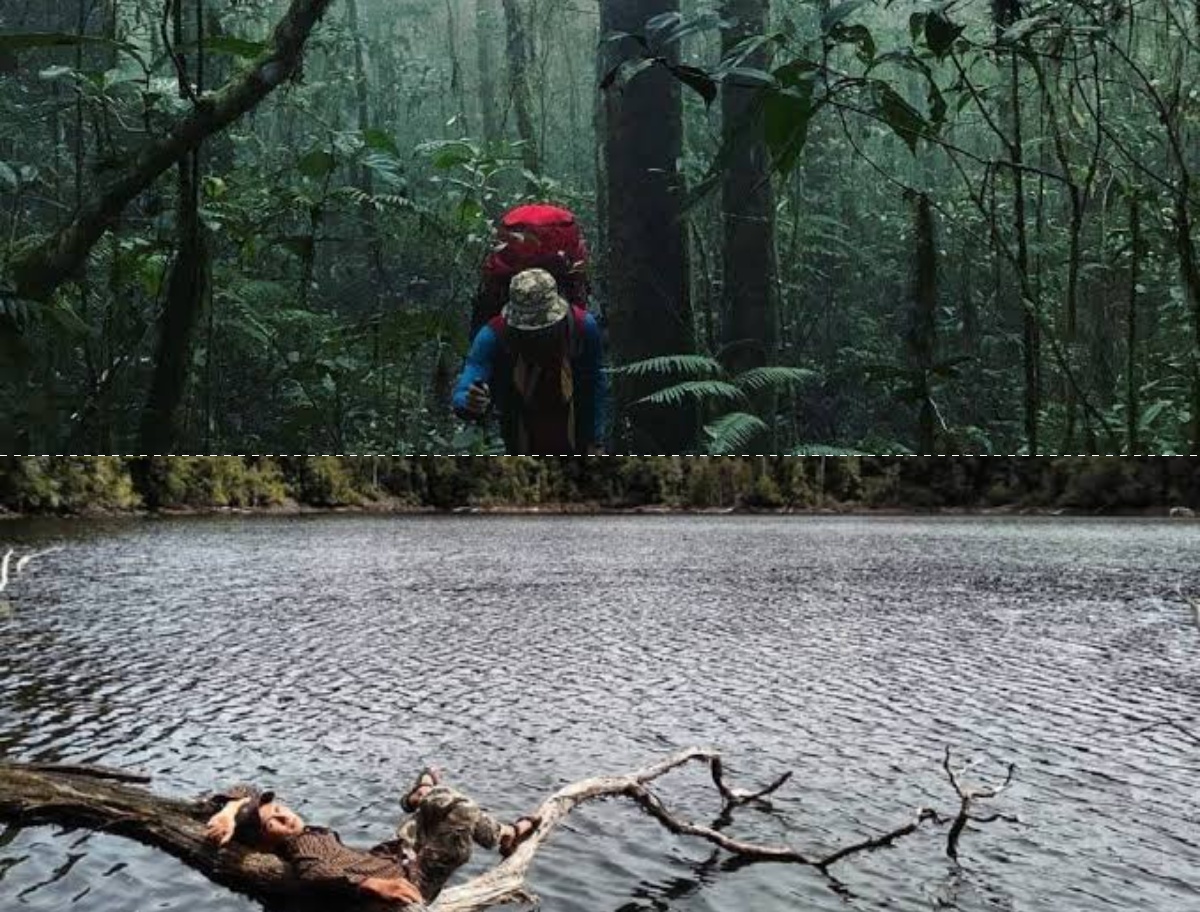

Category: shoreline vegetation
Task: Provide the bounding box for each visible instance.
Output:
[0,456,1197,519]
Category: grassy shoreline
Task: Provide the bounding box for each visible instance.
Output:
[2,499,1193,521]
[2,456,1198,519]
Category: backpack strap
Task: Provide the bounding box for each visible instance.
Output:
[567,306,587,360]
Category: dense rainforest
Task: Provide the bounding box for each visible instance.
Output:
[1,455,1198,512]
[1,0,1198,454]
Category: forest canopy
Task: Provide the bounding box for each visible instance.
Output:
[1,0,1198,454]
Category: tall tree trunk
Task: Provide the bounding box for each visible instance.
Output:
[501,0,539,179]
[444,0,469,133]
[140,0,208,453]
[1176,194,1200,454]
[1126,196,1142,454]
[345,0,388,352]
[910,194,938,454]
[476,0,500,144]
[600,0,696,453]
[720,0,777,454]
[993,0,1038,453]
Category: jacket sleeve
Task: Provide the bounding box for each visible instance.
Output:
[452,327,498,420]
[581,314,608,446]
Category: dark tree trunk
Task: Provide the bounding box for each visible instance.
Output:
[140,0,208,453]
[1126,196,1142,453]
[993,0,1038,454]
[501,0,539,179]
[720,0,777,453]
[600,0,696,453]
[910,194,938,454]
[1176,193,1200,453]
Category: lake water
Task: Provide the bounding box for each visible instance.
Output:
[1,515,1198,912]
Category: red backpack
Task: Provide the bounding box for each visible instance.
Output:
[470,204,589,338]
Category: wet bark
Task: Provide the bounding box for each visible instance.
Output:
[0,763,298,897]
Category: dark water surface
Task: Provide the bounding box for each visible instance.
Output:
[1,515,1199,912]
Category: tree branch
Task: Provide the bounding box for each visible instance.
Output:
[0,747,1019,912]
[10,0,336,302]
[942,747,1018,861]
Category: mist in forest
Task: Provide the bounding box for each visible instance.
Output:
[1,0,1197,455]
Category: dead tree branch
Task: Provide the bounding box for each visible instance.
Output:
[942,747,1018,861]
[0,747,1018,912]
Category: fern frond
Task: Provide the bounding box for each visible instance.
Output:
[736,366,818,393]
[613,355,724,379]
[636,380,746,408]
[705,412,769,455]
[790,444,868,456]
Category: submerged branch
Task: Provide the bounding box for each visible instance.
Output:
[0,747,1019,912]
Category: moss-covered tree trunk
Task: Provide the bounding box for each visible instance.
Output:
[501,0,539,179]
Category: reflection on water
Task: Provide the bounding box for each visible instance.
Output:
[1,515,1199,911]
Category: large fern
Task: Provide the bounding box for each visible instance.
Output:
[736,366,818,393]
[636,380,746,407]
[705,412,769,454]
[613,354,724,379]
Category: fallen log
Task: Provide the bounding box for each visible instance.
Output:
[0,747,1018,910]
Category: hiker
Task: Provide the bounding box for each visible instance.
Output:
[453,268,608,455]
[470,203,590,341]
[204,768,539,907]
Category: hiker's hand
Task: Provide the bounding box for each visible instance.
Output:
[205,798,246,847]
[205,810,236,847]
[361,876,424,905]
[465,382,491,418]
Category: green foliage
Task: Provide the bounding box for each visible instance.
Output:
[705,413,770,455]
[2,0,1196,456]
[0,457,139,513]
[0,457,1196,516]
[294,457,364,507]
[617,356,817,454]
[743,470,785,509]
[137,457,287,509]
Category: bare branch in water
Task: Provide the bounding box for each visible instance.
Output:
[0,748,1020,912]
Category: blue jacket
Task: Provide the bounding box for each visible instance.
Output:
[453,311,608,452]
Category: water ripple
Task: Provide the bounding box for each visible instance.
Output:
[1,516,1198,911]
